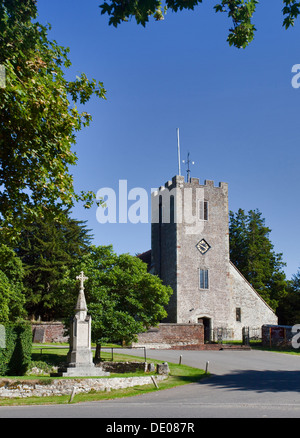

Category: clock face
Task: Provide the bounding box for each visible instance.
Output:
[196,239,210,255]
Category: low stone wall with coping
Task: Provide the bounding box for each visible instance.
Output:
[0,375,167,399]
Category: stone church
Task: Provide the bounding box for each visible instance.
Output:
[139,175,277,342]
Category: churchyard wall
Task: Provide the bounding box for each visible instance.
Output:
[32,322,68,343]
[31,322,204,349]
[133,323,204,349]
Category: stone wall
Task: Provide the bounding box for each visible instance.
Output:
[99,362,147,373]
[151,176,231,326]
[176,178,231,327]
[228,263,278,340]
[0,375,167,399]
[262,324,294,347]
[133,323,204,349]
[150,175,278,342]
[32,322,68,343]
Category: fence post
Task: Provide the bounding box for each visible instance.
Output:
[151,376,159,389]
[69,386,76,403]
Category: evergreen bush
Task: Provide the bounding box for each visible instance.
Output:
[0,322,32,376]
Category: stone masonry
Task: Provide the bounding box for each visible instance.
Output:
[133,323,204,349]
[32,322,68,343]
[0,375,167,399]
[150,175,277,341]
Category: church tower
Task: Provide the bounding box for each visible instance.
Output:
[151,175,277,340]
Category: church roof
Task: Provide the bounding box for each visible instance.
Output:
[137,250,152,270]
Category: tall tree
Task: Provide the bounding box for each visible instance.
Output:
[63,245,173,355]
[15,212,93,320]
[229,208,287,311]
[99,0,300,49]
[0,0,106,240]
[277,268,300,325]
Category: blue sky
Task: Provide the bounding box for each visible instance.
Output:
[37,0,300,279]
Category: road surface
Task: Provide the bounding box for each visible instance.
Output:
[1,349,300,418]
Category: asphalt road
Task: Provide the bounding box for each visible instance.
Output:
[1,349,300,419]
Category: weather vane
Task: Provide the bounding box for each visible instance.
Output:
[182,152,195,182]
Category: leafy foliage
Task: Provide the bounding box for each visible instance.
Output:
[63,245,173,348]
[214,0,258,48]
[0,322,32,376]
[282,0,300,29]
[99,0,300,49]
[0,0,106,239]
[0,244,26,324]
[277,268,300,325]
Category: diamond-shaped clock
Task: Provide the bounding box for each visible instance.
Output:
[196,239,211,255]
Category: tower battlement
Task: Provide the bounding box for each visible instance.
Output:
[153,175,228,195]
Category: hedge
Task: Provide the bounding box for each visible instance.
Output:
[0,322,32,376]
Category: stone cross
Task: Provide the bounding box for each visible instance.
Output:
[53,270,109,377]
[76,271,88,290]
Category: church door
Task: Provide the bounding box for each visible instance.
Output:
[198,317,211,343]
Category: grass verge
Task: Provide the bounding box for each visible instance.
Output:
[0,348,208,406]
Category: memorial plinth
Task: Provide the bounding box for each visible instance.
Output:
[54,271,109,377]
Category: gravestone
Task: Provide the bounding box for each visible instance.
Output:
[33,326,45,343]
[55,271,109,377]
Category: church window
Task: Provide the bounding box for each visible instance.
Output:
[236,307,241,322]
[199,269,209,289]
[199,200,208,221]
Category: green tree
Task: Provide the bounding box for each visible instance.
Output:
[99,0,300,49]
[277,268,300,325]
[14,212,93,320]
[229,208,287,311]
[64,245,172,356]
[290,268,300,292]
[0,244,26,323]
[0,0,106,240]
[228,208,248,274]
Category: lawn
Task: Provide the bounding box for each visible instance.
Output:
[0,344,208,406]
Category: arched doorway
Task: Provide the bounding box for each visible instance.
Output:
[198,317,211,343]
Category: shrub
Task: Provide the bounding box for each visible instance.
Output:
[0,322,32,376]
